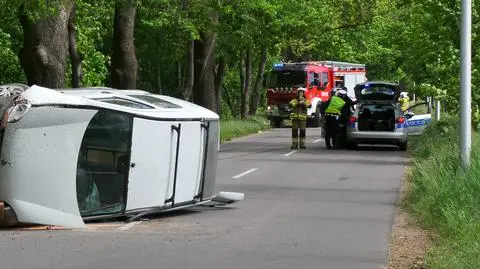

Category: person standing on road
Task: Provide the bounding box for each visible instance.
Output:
[337,87,357,125]
[399,92,410,112]
[321,89,348,149]
[289,87,311,149]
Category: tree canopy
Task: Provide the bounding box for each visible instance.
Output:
[0,0,478,124]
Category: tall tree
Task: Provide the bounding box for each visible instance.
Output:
[19,1,76,88]
[68,3,82,88]
[193,10,218,112]
[249,47,267,115]
[111,0,138,89]
[240,48,252,118]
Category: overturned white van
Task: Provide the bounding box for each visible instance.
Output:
[0,84,243,229]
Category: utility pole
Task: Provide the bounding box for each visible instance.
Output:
[460,0,472,169]
[435,99,441,121]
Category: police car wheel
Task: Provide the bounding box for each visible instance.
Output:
[399,142,407,151]
[346,142,357,150]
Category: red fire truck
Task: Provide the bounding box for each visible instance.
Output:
[265,61,367,128]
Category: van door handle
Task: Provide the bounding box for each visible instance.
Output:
[130,163,136,168]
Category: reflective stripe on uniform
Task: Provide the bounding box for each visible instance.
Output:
[290,113,307,120]
[324,96,346,115]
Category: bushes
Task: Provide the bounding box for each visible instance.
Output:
[406,115,480,268]
[220,115,270,142]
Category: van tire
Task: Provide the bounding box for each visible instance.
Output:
[399,142,407,151]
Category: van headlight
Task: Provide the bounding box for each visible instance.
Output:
[6,98,31,123]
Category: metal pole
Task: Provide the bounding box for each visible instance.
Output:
[430,97,433,113]
[435,100,441,121]
[460,0,472,169]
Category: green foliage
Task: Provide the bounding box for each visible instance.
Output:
[0,0,477,121]
[220,115,270,142]
[68,0,112,87]
[407,115,480,268]
[0,29,25,84]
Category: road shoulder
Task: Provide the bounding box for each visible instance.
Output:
[386,165,430,269]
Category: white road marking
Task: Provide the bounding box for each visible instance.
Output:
[284,150,297,156]
[233,168,258,179]
[117,221,141,231]
[313,138,324,144]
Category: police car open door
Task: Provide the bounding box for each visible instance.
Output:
[404,102,432,135]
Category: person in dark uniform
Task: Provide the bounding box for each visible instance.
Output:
[321,90,347,149]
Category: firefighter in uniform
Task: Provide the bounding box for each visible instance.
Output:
[289,87,311,149]
[322,90,348,149]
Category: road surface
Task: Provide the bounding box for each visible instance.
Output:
[0,127,407,269]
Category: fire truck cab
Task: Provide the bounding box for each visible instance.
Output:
[265,61,367,128]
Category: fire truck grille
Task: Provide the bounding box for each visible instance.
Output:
[273,87,295,93]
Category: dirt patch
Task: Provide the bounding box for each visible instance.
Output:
[386,166,430,269]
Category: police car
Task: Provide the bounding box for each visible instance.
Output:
[345,81,431,150]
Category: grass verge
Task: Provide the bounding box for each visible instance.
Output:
[220,115,270,143]
[405,115,480,268]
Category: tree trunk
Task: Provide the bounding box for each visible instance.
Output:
[183,39,194,101]
[155,66,162,94]
[68,4,82,88]
[111,0,138,89]
[177,60,182,93]
[241,48,252,119]
[193,12,218,113]
[214,57,226,115]
[249,47,267,115]
[19,2,74,88]
[222,85,236,117]
[239,56,245,117]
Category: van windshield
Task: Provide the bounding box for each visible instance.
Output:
[268,70,306,88]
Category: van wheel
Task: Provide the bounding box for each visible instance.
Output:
[399,142,407,151]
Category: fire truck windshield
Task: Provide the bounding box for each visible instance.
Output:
[268,70,306,88]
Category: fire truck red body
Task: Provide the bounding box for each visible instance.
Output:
[265,61,367,127]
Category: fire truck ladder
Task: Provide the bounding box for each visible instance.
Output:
[300,61,366,71]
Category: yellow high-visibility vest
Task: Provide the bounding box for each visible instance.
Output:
[399,97,409,111]
[325,96,346,115]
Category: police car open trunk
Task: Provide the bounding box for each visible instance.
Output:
[354,82,400,132]
[357,103,396,131]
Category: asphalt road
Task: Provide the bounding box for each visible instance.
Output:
[0,127,407,269]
